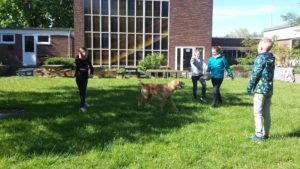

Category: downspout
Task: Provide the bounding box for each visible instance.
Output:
[68,28,72,58]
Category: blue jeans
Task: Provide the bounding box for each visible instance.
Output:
[192,75,206,99]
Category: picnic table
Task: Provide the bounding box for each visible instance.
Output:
[120,66,140,78]
[146,69,189,78]
[16,68,34,76]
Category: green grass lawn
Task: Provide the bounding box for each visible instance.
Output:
[0,77,299,169]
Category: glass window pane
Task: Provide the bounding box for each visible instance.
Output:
[111,17,118,32]
[136,34,143,50]
[145,35,152,49]
[154,18,160,33]
[92,0,100,14]
[111,34,118,49]
[161,35,168,50]
[120,34,126,49]
[111,0,118,15]
[102,33,109,48]
[93,50,101,65]
[153,35,160,50]
[85,33,92,48]
[25,36,34,52]
[120,0,126,15]
[145,18,152,33]
[146,1,152,16]
[102,16,108,32]
[162,18,168,34]
[136,51,143,64]
[162,2,169,17]
[93,16,100,32]
[120,17,126,32]
[102,50,109,65]
[136,0,143,16]
[128,34,134,49]
[84,0,91,14]
[128,0,135,16]
[161,51,168,66]
[111,50,118,65]
[101,0,108,15]
[84,16,91,31]
[93,33,100,48]
[145,51,152,57]
[136,18,143,33]
[154,1,160,17]
[120,50,126,66]
[128,17,135,33]
[128,50,135,66]
[37,36,49,43]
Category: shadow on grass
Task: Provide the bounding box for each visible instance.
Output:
[0,83,248,156]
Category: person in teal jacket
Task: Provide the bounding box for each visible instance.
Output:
[206,46,234,107]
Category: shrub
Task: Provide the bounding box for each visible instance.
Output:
[293,67,300,74]
[236,56,255,65]
[137,52,167,70]
[44,57,75,69]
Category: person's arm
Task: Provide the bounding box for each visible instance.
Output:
[247,56,264,94]
[88,60,94,75]
[74,57,80,76]
[222,56,233,78]
[206,57,211,73]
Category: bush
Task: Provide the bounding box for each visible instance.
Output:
[137,52,167,70]
[44,57,75,69]
[293,67,300,74]
[236,56,255,65]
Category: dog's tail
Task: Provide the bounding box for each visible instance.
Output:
[137,80,144,87]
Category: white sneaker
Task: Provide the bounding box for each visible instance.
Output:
[84,102,90,108]
[80,107,87,112]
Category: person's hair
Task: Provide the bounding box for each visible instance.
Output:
[212,46,222,54]
[259,38,273,52]
[79,47,87,52]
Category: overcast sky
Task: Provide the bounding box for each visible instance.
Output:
[212,0,300,37]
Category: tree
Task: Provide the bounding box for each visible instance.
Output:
[0,0,73,28]
[281,12,300,26]
[225,28,262,38]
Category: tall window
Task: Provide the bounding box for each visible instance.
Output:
[84,0,169,67]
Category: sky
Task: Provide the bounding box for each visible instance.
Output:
[213,0,300,37]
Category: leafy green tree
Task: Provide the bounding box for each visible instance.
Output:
[137,53,167,70]
[0,0,73,28]
[281,12,300,26]
[225,28,262,38]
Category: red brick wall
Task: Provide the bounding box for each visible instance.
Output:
[169,0,213,68]
[0,35,23,68]
[73,0,84,54]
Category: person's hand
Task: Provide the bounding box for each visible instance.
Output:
[78,53,82,59]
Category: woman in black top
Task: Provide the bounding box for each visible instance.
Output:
[75,47,94,112]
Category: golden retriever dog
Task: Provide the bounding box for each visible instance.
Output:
[138,79,185,111]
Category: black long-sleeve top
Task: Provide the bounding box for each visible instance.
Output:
[75,56,94,76]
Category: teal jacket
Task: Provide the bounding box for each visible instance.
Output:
[247,52,275,95]
[206,55,233,78]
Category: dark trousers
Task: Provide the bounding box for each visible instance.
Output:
[192,75,206,99]
[211,78,223,106]
[76,74,88,108]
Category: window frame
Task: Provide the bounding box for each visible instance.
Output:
[37,35,51,45]
[0,34,15,44]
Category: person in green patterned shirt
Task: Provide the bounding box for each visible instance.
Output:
[247,38,275,141]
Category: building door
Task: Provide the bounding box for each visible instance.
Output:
[23,35,36,66]
[175,47,205,71]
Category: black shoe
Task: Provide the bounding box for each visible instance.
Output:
[192,97,197,101]
[200,97,208,103]
[263,135,269,140]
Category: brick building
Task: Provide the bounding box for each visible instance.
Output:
[74,0,212,70]
[0,28,74,69]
